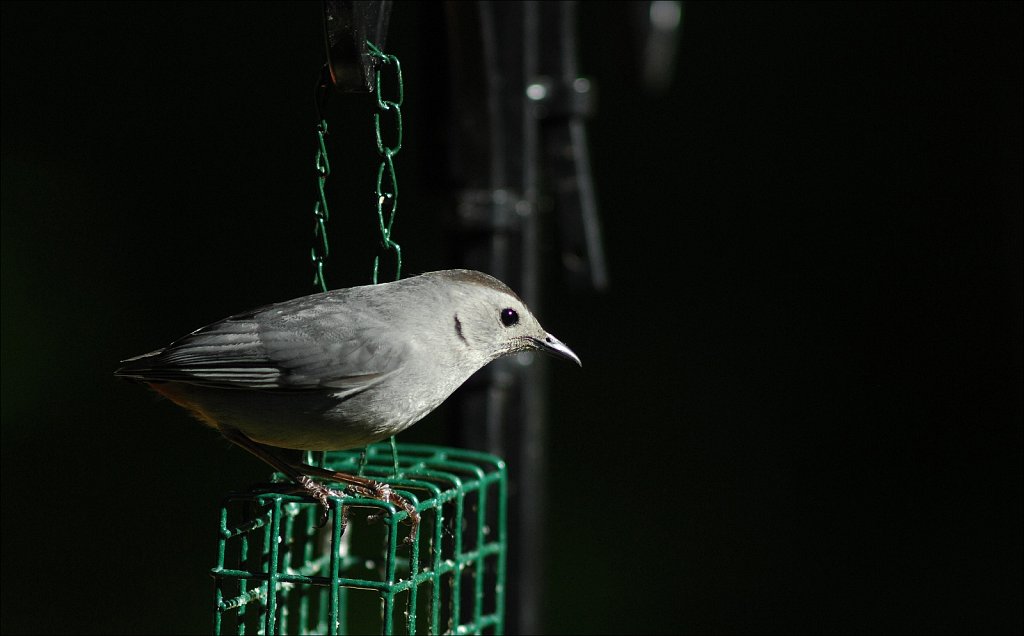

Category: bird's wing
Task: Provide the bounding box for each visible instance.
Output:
[116,301,407,396]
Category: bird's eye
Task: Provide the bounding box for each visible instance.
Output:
[500,308,519,327]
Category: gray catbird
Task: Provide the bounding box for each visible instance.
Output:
[116,269,580,528]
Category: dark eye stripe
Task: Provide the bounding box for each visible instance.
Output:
[500,308,519,327]
[454,314,467,342]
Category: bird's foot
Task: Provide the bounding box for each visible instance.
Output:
[297,475,348,530]
[347,480,420,545]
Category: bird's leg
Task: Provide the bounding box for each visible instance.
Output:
[297,461,421,543]
[220,428,418,540]
[219,428,345,527]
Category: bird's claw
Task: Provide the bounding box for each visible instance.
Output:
[348,480,420,545]
[296,476,417,543]
[298,475,347,529]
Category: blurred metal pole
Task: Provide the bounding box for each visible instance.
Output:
[445,2,540,632]
[444,2,605,632]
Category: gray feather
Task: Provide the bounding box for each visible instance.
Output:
[117,296,407,393]
[115,270,578,450]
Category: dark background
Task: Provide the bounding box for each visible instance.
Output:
[2,1,1021,634]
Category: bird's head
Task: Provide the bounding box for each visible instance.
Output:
[439,270,581,367]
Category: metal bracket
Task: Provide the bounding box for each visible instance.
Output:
[323,1,393,93]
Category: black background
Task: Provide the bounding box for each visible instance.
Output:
[2,2,1021,633]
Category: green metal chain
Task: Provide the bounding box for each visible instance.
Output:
[306,74,333,470]
[306,46,406,478]
[311,117,331,293]
[367,42,403,284]
[365,42,405,478]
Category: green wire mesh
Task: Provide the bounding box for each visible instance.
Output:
[211,444,507,635]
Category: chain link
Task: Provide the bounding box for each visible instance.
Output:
[366,42,405,478]
[311,119,332,292]
[367,42,403,284]
[311,67,333,293]
[305,71,334,469]
[305,48,406,474]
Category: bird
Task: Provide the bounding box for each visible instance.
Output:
[115,269,580,532]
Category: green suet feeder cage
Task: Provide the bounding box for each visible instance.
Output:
[211,444,507,634]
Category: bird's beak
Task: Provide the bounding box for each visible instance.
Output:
[532,333,582,366]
